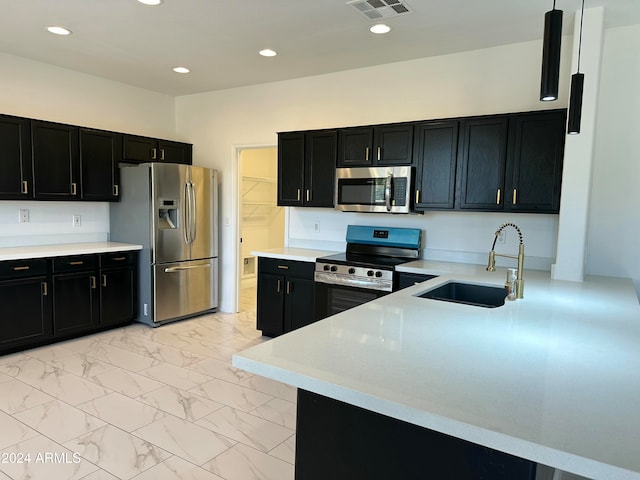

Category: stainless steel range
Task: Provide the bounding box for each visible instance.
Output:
[314,225,422,320]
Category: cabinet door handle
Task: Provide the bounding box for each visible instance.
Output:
[151,148,157,160]
[113,184,119,197]
[306,189,310,202]
[13,266,30,271]
[277,265,289,270]
[160,149,165,161]
[365,147,370,161]
[22,181,28,194]
[90,276,97,289]
[297,189,301,201]
[102,274,107,287]
[286,281,291,295]
[512,188,517,205]
[69,261,84,266]
[276,279,281,293]
[377,146,381,161]
[496,188,501,205]
[112,256,126,261]
[415,190,420,204]
[42,282,48,296]
[71,183,77,196]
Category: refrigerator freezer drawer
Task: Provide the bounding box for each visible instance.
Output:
[153,258,218,323]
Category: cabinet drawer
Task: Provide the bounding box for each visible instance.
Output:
[0,258,48,279]
[52,255,96,273]
[259,257,315,278]
[100,251,136,268]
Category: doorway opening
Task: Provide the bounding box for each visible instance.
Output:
[237,146,284,313]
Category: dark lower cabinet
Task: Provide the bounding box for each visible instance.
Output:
[0,252,137,354]
[257,258,315,336]
[296,389,537,480]
[397,272,437,290]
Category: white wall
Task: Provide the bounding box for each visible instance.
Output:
[176,39,573,312]
[586,24,640,295]
[0,53,177,247]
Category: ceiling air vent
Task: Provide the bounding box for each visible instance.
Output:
[346,0,414,20]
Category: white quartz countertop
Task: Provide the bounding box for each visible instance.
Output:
[0,242,142,261]
[234,263,640,480]
[250,247,338,263]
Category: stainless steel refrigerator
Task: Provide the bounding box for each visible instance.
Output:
[110,163,219,326]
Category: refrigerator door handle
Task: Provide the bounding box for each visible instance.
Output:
[184,182,191,244]
[164,263,212,273]
[190,181,197,245]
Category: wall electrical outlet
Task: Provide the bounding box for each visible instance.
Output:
[496,230,506,244]
[313,221,320,233]
[72,215,81,227]
[19,209,30,223]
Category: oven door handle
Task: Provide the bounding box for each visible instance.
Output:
[385,172,392,212]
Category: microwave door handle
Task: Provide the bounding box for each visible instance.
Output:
[385,172,392,211]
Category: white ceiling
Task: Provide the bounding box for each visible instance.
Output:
[1,0,639,96]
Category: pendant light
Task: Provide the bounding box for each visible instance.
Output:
[567,0,585,134]
[540,1,563,101]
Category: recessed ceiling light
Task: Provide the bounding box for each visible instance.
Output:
[46,26,72,36]
[138,0,163,5]
[369,24,391,34]
[259,49,277,57]
[173,67,190,74]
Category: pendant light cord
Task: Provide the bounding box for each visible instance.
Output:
[577,0,585,72]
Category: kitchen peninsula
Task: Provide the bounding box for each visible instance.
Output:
[233,261,640,480]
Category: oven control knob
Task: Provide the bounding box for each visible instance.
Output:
[323,265,330,271]
[348,268,356,274]
[367,270,374,277]
[375,271,383,278]
[330,266,338,272]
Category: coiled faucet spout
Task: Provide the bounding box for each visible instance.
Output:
[487,223,525,299]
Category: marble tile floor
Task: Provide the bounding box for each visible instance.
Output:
[0,289,297,480]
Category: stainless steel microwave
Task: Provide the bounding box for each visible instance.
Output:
[335,166,414,213]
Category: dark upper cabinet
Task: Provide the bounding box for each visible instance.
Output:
[506,110,566,213]
[80,129,122,201]
[31,120,80,200]
[123,134,192,164]
[456,116,509,210]
[413,120,459,210]
[0,114,32,200]
[337,123,413,167]
[278,130,336,207]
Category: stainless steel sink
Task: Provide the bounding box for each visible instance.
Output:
[415,281,508,308]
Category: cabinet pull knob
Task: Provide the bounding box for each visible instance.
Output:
[377,146,381,161]
[102,274,107,287]
[151,148,157,160]
[42,282,48,296]
[276,279,281,293]
[277,265,289,270]
[306,189,310,202]
[160,149,165,161]
[297,189,301,201]
[69,261,84,266]
[286,281,291,295]
[71,183,77,196]
[365,147,370,161]
[114,184,119,197]
[22,181,28,194]
[512,188,517,205]
[496,188,501,205]
[13,266,30,271]
[90,276,97,289]
[415,190,420,204]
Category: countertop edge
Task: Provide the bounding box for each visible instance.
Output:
[0,242,143,261]
[250,248,338,263]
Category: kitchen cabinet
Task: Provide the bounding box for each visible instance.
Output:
[99,252,136,327]
[456,115,509,211]
[256,257,315,336]
[337,123,414,167]
[505,110,566,213]
[277,130,336,207]
[52,255,99,337]
[413,120,459,210]
[31,120,80,200]
[80,128,122,201]
[396,272,437,290]
[123,134,192,164]
[0,259,51,354]
[0,114,32,200]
